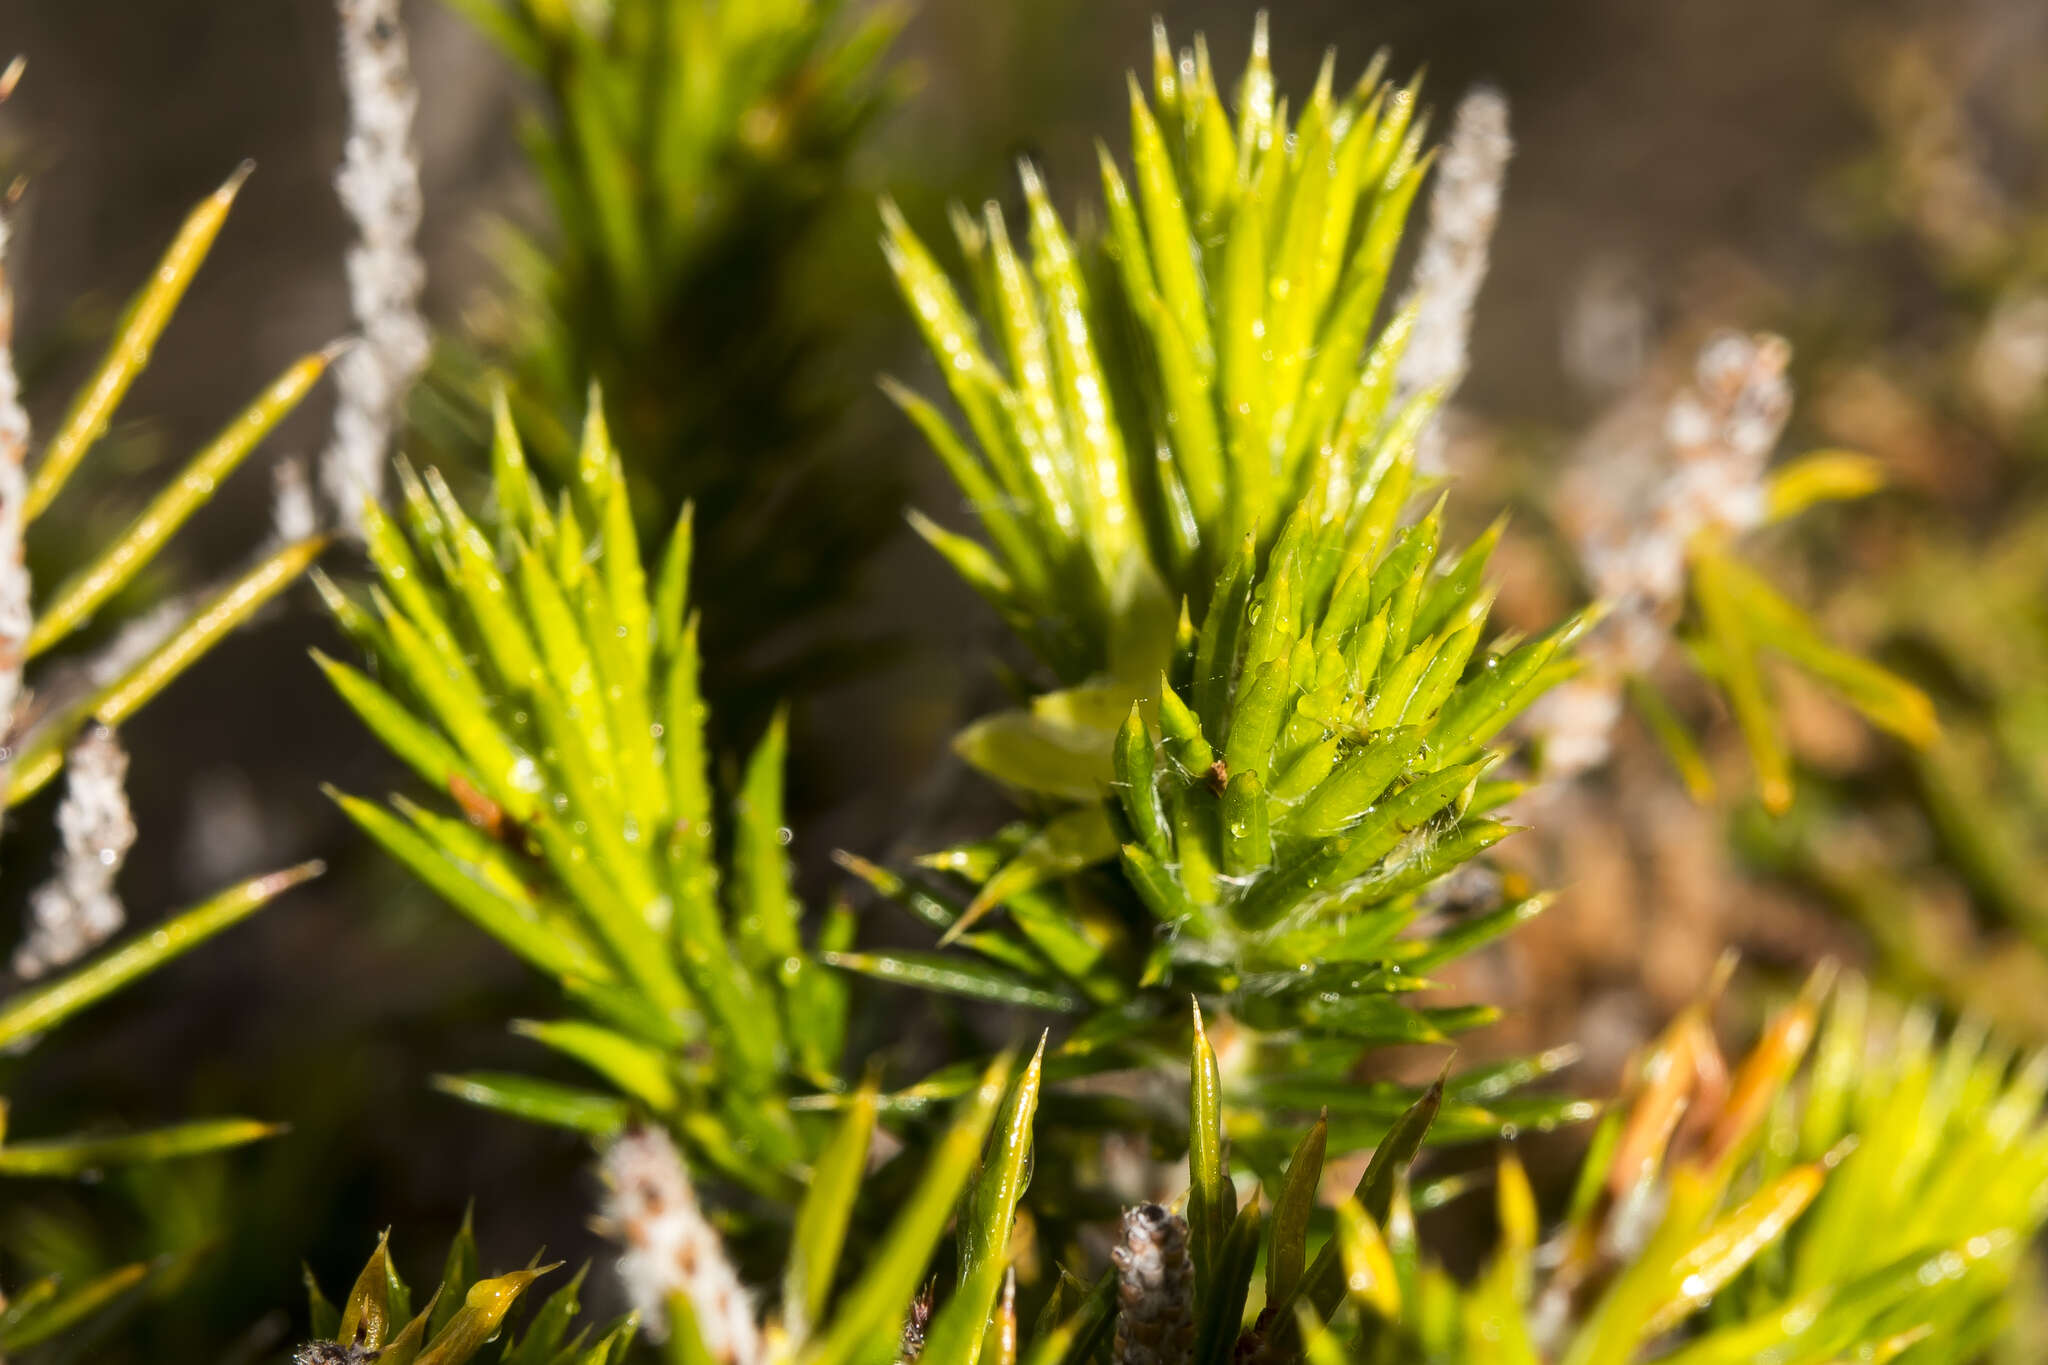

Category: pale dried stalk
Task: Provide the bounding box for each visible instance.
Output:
[14,726,134,979]
[323,0,428,537]
[0,62,32,765]
[1395,86,1514,475]
[1535,331,1795,779]
[272,455,319,544]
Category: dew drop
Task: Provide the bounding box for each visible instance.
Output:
[510,756,545,793]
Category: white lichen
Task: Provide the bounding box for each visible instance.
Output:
[0,68,33,762]
[323,0,428,538]
[1971,288,2048,428]
[1562,256,1653,399]
[1526,674,1628,783]
[1394,86,1514,475]
[14,726,135,979]
[1538,330,1795,781]
[86,593,197,688]
[599,1125,762,1364]
[272,455,320,544]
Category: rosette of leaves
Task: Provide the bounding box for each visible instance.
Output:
[317,398,849,1200]
[834,471,1591,1155]
[296,1217,633,1365]
[851,21,1585,1152]
[883,17,1431,690]
[439,0,905,726]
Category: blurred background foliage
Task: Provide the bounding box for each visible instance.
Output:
[2,0,2047,1359]
[421,0,910,745]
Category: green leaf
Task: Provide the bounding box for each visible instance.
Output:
[416,1266,556,1365]
[652,502,694,660]
[0,1262,149,1352]
[1193,1195,1263,1365]
[803,1053,1015,1365]
[1431,609,1591,765]
[918,1258,1007,1365]
[25,166,247,520]
[1626,673,1716,801]
[1404,895,1550,972]
[732,710,800,966]
[328,788,609,983]
[961,1033,1046,1278]
[952,710,1114,802]
[431,1073,629,1136]
[1018,1270,1115,1365]
[0,862,320,1048]
[1692,548,1792,814]
[821,951,1080,1013]
[511,1019,681,1114]
[1189,999,1228,1287]
[10,536,330,807]
[339,1231,396,1352]
[784,1084,878,1343]
[0,1117,285,1176]
[1331,1197,1400,1319]
[1764,449,1886,523]
[1296,1069,1443,1322]
[1126,75,1213,375]
[306,1265,341,1342]
[505,1262,588,1365]
[945,805,1119,944]
[1267,1110,1329,1307]
[1114,703,1172,858]
[1711,551,1937,749]
[1290,726,1426,839]
[1643,1163,1826,1336]
[430,1206,480,1339]
[27,344,334,656]
[662,612,717,902]
[1220,769,1271,876]
[315,654,482,802]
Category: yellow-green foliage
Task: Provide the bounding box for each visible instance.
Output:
[442,0,905,727]
[857,20,1587,1159]
[0,153,330,1354]
[319,396,850,1199]
[885,17,1430,685]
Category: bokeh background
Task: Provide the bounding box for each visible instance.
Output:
[3,0,2044,1356]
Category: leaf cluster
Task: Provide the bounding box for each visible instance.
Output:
[300,1215,632,1365]
[319,395,848,1199]
[5,168,330,809]
[884,17,1431,685]
[854,19,1589,1153]
[1362,970,2048,1364]
[440,0,907,727]
[838,477,1592,1155]
[1633,452,1937,813]
[0,161,332,1352]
